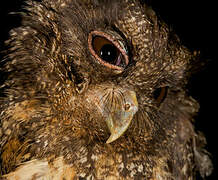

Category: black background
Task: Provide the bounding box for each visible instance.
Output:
[0,1,217,179]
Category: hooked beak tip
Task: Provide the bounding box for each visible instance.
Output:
[105,90,138,144]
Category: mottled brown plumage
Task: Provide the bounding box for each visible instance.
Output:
[0,0,213,179]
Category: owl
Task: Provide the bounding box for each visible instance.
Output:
[0,0,213,179]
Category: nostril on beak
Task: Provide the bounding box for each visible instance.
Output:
[124,103,131,111]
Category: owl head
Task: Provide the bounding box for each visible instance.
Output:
[1,0,199,163]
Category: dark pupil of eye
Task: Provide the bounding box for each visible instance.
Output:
[100,44,117,63]
[153,87,168,104]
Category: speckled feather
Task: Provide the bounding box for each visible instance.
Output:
[0,0,213,179]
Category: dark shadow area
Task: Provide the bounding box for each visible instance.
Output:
[0,0,217,179]
[0,0,23,47]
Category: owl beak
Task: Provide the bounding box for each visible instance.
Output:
[104,90,138,144]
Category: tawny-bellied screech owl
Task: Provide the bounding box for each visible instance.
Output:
[0,0,213,179]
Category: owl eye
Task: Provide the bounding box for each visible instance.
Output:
[88,31,129,71]
[153,87,168,104]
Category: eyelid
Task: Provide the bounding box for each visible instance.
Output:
[118,39,128,54]
[88,30,129,71]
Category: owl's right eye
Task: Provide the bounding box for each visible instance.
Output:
[88,31,129,71]
[153,87,168,105]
